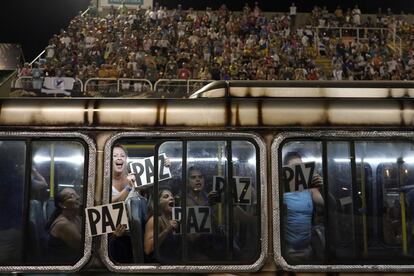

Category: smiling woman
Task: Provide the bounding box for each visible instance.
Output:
[111,144,135,203]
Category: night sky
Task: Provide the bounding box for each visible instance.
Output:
[0,0,412,62]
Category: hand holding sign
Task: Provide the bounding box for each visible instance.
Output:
[207,191,219,205]
[126,173,137,188]
[167,220,179,234]
[86,202,129,236]
[113,224,127,237]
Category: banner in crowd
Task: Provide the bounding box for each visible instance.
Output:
[108,0,143,4]
[41,77,76,96]
[100,0,151,8]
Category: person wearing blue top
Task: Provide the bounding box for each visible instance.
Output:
[282,151,324,261]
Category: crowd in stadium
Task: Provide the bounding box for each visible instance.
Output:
[17,3,414,82]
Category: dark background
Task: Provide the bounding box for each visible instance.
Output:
[0,0,412,62]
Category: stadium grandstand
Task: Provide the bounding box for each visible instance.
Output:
[6,1,414,97]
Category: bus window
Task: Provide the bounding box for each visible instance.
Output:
[355,142,414,261]
[108,141,157,264]
[154,141,182,263]
[0,137,90,270]
[28,141,86,264]
[326,142,373,263]
[155,140,261,264]
[231,141,259,261]
[105,136,263,269]
[0,141,26,266]
[281,141,325,264]
[277,137,414,266]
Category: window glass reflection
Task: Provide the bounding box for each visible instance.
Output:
[153,141,182,263]
[326,142,356,261]
[0,141,26,265]
[231,141,260,262]
[29,141,85,264]
[109,141,178,264]
[109,139,261,265]
[280,139,414,265]
[186,141,228,262]
[281,141,325,263]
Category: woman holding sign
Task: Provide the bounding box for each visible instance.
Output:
[144,188,179,262]
[111,144,171,202]
[110,144,146,263]
[110,144,172,263]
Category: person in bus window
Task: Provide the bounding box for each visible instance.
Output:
[31,166,49,202]
[406,187,414,252]
[282,151,324,261]
[110,144,171,263]
[45,188,81,263]
[111,144,170,203]
[186,166,217,206]
[186,166,222,260]
[143,188,180,262]
[0,148,25,264]
[110,144,143,263]
[111,144,136,203]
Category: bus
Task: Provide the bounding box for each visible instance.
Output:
[1,80,414,274]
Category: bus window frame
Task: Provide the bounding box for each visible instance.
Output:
[101,131,268,273]
[272,131,414,272]
[0,132,95,273]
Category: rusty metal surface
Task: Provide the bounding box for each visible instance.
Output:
[0,98,413,128]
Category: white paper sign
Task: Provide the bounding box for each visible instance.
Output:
[212,175,252,205]
[282,162,315,192]
[85,202,129,236]
[128,153,171,187]
[172,206,212,234]
[233,176,252,205]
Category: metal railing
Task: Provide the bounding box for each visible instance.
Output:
[84,78,152,97]
[314,26,402,56]
[154,79,214,98]
[118,78,153,96]
[12,77,213,97]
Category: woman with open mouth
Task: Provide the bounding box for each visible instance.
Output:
[144,188,180,262]
[111,144,136,203]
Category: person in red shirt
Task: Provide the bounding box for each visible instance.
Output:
[177,62,192,79]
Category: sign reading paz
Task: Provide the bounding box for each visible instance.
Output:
[128,153,171,187]
[282,161,315,192]
[86,202,129,236]
[213,176,252,205]
[172,206,212,234]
